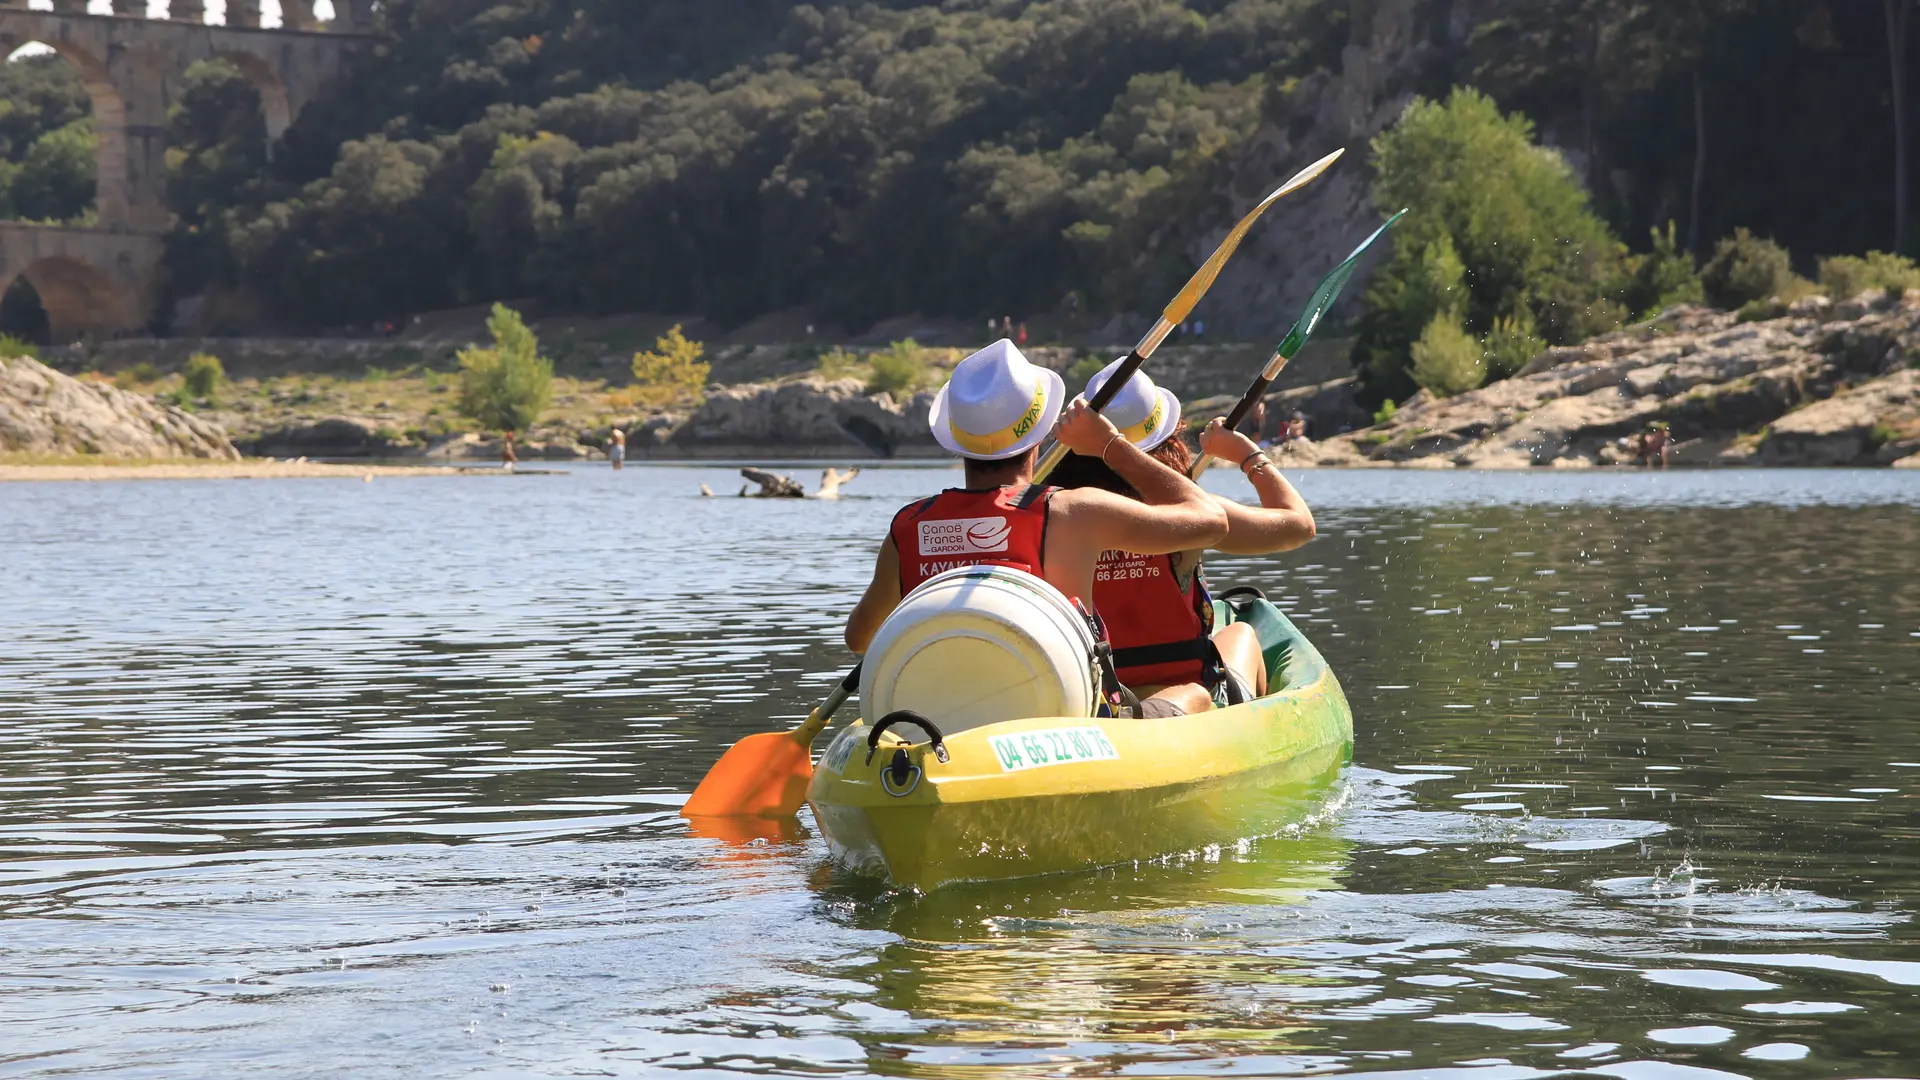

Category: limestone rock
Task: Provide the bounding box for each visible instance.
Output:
[0,353,238,459]
[1305,297,1920,469]
[240,416,408,458]
[669,376,938,457]
[1759,369,1920,466]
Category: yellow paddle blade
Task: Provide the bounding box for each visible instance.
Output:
[681,712,825,818]
[1161,147,1345,328]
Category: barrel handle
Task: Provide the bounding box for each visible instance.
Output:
[864,710,950,766]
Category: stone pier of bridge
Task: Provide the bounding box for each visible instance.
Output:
[0,3,371,342]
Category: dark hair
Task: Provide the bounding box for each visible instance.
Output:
[1046,422,1192,499]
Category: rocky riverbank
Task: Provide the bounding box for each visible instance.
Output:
[19,294,1920,469]
[0,354,238,460]
[1287,292,1920,469]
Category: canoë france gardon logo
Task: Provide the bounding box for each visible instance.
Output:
[918,516,1012,556]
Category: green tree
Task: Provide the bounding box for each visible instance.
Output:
[182,353,225,401]
[1620,221,1703,318]
[866,339,931,397]
[456,304,553,433]
[1699,227,1791,309]
[1410,312,1486,397]
[1352,88,1626,403]
[1482,310,1546,381]
[628,324,709,409]
[9,117,95,222]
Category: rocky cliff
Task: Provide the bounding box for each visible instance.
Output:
[1292,292,1920,469]
[0,354,239,460]
[1201,0,1469,342]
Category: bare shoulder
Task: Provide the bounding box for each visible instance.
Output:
[1049,486,1132,519]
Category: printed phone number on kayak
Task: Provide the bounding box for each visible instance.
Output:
[988,727,1121,772]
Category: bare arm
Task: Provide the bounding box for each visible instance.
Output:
[844,535,902,653]
[1199,417,1316,555]
[1051,397,1228,556]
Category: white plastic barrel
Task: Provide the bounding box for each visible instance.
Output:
[860,565,1098,733]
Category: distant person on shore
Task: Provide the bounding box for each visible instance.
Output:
[609,428,626,470]
[1001,315,1014,338]
[502,430,518,471]
[1638,423,1671,468]
[1287,410,1309,442]
[1017,322,1028,346]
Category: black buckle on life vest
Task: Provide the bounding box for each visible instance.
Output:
[1074,599,1140,719]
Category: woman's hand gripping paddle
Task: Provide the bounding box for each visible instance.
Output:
[1032,148,1346,480]
[1190,208,1406,480]
[681,665,858,818]
[682,150,1349,822]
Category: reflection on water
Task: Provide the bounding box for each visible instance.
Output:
[2,466,1918,1076]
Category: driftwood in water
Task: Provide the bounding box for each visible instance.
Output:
[739,467,806,497]
[814,467,861,499]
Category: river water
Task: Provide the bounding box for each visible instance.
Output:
[3,465,1918,1078]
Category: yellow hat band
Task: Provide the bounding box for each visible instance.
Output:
[950,383,1047,456]
[1120,397,1164,445]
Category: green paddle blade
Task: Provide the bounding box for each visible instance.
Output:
[1272,207,1407,362]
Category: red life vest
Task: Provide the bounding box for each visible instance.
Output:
[890,485,1053,595]
[1094,550,1214,687]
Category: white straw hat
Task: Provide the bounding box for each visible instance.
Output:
[929,339,1065,460]
[1084,358,1181,450]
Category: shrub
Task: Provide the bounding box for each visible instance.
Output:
[0,333,38,360]
[867,339,931,397]
[1371,400,1398,425]
[1818,251,1920,300]
[1067,354,1106,386]
[1700,228,1792,310]
[456,303,554,433]
[1621,221,1702,319]
[182,353,224,400]
[1482,310,1545,381]
[1353,87,1625,402]
[114,361,157,390]
[1410,312,1485,397]
[628,324,709,409]
[815,348,866,383]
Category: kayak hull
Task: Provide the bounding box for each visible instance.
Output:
[808,606,1353,890]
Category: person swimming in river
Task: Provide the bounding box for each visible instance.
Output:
[844,341,1228,689]
[1046,361,1317,717]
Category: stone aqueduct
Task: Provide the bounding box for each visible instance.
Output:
[0,2,372,342]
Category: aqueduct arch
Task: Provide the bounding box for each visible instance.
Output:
[0,3,372,342]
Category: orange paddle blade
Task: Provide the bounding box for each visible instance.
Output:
[681,726,816,818]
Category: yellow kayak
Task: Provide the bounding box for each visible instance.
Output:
[808,597,1353,890]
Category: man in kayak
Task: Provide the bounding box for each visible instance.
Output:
[844,339,1227,655]
[1049,361,1316,717]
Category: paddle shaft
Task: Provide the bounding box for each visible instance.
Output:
[1189,209,1407,480]
[1188,347,1297,480]
[1032,316,1176,481]
[796,662,862,739]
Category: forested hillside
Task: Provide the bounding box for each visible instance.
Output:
[3,0,1913,349]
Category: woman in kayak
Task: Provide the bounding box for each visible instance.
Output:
[1051,360,1317,717]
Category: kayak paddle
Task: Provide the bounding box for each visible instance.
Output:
[681,664,858,818]
[682,149,1347,821]
[1032,147,1346,480]
[1191,208,1406,479]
